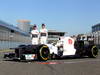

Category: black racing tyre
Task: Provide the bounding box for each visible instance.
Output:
[37,45,50,61]
[88,45,98,58]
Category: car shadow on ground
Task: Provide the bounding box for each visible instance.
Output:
[2,56,94,64]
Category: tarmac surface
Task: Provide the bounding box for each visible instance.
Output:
[0,51,100,75]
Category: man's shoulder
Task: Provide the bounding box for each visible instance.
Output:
[31,30,39,32]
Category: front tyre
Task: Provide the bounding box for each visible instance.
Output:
[38,45,50,61]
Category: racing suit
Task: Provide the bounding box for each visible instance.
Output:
[31,29,39,45]
[40,28,48,44]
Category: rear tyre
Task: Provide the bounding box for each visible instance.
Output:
[37,45,50,61]
[88,46,98,58]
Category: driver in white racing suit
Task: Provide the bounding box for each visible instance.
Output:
[40,24,48,44]
[31,25,39,45]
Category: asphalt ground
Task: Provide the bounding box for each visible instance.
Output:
[0,51,100,75]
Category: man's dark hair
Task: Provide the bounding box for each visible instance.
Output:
[42,23,45,26]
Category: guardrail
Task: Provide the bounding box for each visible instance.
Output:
[0,49,14,53]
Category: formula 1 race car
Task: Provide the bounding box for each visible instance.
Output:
[4,36,99,61]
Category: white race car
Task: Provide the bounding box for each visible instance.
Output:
[4,36,98,61]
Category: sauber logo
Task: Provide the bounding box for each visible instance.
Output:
[68,39,73,45]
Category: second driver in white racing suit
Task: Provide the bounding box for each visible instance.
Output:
[40,24,48,44]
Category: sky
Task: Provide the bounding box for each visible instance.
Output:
[0,0,100,35]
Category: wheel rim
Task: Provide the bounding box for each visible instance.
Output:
[92,46,98,57]
[40,46,50,60]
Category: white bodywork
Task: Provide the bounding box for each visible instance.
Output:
[61,37,76,56]
[47,37,76,56]
[46,44,58,54]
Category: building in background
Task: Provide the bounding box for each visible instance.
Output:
[0,20,31,50]
[92,23,100,46]
[17,20,31,33]
[92,23,100,32]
